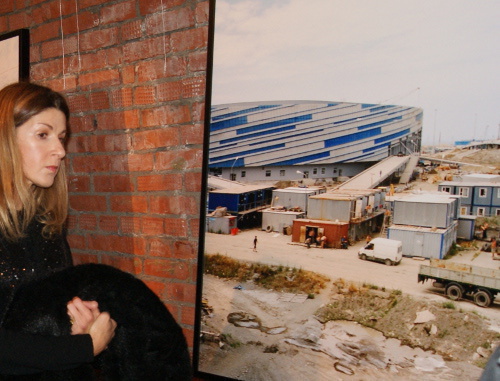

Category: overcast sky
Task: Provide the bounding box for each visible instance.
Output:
[211,0,499,146]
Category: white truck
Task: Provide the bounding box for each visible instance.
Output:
[358,237,403,266]
[418,259,500,307]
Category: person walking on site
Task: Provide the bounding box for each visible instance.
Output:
[492,237,497,259]
[253,236,258,252]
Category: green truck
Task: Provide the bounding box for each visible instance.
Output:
[418,259,500,307]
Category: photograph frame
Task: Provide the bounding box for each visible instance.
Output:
[0,29,30,90]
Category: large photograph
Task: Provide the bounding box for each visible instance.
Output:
[0,29,29,89]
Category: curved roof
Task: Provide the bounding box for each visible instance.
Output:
[209,101,422,167]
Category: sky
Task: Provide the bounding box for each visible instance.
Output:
[211,0,500,146]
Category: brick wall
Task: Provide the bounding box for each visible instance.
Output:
[0,0,210,352]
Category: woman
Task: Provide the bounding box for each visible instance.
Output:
[0,82,116,374]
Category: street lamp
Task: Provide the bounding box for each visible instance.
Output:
[230,156,239,178]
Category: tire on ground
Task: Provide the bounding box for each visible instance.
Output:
[474,289,492,307]
[446,283,463,301]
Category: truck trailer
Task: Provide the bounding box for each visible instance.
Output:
[418,259,500,307]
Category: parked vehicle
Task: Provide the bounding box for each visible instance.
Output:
[358,238,403,266]
[418,259,500,307]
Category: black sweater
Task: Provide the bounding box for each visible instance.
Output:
[0,218,93,374]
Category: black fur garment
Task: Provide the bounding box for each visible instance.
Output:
[0,264,192,381]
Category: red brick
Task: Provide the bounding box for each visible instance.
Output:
[138,0,184,16]
[182,327,195,349]
[31,20,60,44]
[144,7,193,35]
[100,0,136,25]
[184,172,202,192]
[180,305,196,326]
[79,214,98,230]
[80,27,119,51]
[72,155,115,173]
[164,281,197,303]
[96,134,131,152]
[41,35,78,59]
[110,87,133,108]
[181,75,206,98]
[69,195,107,212]
[122,36,168,63]
[121,19,143,41]
[164,218,188,237]
[67,93,90,113]
[71,253,99,265]
[192,100,206,124]
[96,110,140,130]
[148,237,173,257]
[31,59,65,81]
[137,57,186,83]
[137,174,183,192]
[121,65,135,84]
[187,50,208,73]
[89,91,111,110]
[143,258,190,280]
[126,153,154,172]
[133,86,156,105]
[101,254,143,274]
[142,216,164,236]
[69,115,94,133]
[66,213,77,229]
[62,11,99,34]
[171,26,208,53]
[9,12,34,32]
[78,69,120,89]
[155,148,202,171]
[99,215,119,232]
[68,175,91,192]
[188,218,199,239]
[89,234,146,256]
[0,2,14,13]
[120,216,142,234]
[78,51,108,72]
[105,46,124,66]
[143,280,167,299]
[173,240,196,260]
[79,0,106,9]
[67,233,86,250]
[195,1,210,25]
[132,127,179,151]
[141,104,191,127]
[149,195,198,215]
[94,174,134,192]
[180,123,204,145]
[110,195,148,213]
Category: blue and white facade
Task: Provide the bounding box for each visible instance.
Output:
[209,101,422,181]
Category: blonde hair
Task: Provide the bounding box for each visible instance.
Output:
[0,82,70,241]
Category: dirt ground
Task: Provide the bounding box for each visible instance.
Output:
[198,150,500,380]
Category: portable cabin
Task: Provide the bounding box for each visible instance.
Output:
[261,208,306,233]
[291,219,349,248]
[392,193,459,229]
[206,215,237,235]
[387,222,457,259]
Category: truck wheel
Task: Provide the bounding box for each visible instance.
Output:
[446,283,463,301]
[385,259,393,266]
[361,254,367,260]
[474,290,492,307]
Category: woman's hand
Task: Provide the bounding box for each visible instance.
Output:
[67,297,117,355]
[88,312,117,355]
[67,297,100,335]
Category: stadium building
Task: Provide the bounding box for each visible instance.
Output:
[209,101,423,182]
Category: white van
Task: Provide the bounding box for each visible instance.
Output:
[358,237,403,266]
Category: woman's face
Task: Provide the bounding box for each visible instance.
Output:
[15,108,67,188]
